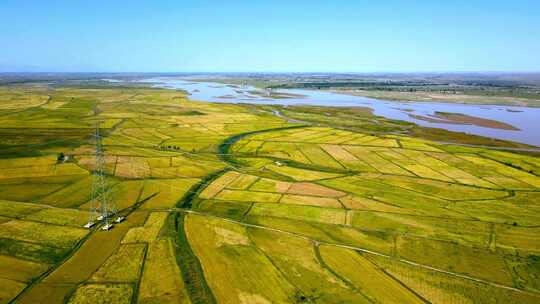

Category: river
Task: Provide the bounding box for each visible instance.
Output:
[136,77,540,147]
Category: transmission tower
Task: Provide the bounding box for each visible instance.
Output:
[85,123,116,230]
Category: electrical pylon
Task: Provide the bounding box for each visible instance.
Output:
[85,122,115,229]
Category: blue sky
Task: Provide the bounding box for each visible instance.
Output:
[1,0,539,72]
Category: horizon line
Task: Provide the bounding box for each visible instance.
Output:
[2,70,540,75]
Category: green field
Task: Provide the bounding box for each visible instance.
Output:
[0,84,539,304]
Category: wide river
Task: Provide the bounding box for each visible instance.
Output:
[139,77,540,147]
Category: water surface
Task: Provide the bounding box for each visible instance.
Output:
[140,77,540,147]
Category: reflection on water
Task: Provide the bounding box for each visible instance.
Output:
[140,77,540,147]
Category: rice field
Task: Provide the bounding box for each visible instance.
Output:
[89,243,146,282]
[319,245,425,303]
[1,86,539,303]
[122,212,168,244]
[184,214,296,303]
[67,284,134,304]
[0,220,88,248]
[192,123,540,302]
[138,239,191,304]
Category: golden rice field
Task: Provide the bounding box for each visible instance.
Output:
[0,85,539,303]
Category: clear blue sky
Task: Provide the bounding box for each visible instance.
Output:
[1,0,539,72]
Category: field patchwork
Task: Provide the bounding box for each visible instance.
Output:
[1,86,539,303]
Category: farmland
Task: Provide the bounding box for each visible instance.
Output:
[0,83,539,304]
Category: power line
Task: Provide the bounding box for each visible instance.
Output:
[85,122,120,230]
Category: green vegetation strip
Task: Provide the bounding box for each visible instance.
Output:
[170,213,216,304]
[166,126,311,304]
[169,174,226,304]
[179,169,229,209]
[218,125,307,166]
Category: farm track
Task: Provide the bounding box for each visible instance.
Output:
[171,170,224,304]
[163,124,311,303]
[147,207,540,298]
[7,99,539,304]
[172,124,540,299]
[10,194,156,304]
[171,212,217,304]
[11,123,302,303]
[9,226,94,304]
[218,124,539,192]
[157,124,315,303]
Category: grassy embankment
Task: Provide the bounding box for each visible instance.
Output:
[0,85,290,303]
[186,123,540,303]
